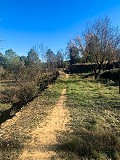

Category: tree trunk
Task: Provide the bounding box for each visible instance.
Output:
[94,63,102,79]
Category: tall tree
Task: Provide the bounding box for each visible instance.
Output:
[67,41,80,65]
[46,49,56,69]
[27,48,40,66]
[4,49,21,81]
[33,42,48,62]
[56,50,64,68]
[83,16,120,78]
[27,49,41,83]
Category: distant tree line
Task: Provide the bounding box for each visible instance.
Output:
[0,46,66,82]
[0,46,63,111]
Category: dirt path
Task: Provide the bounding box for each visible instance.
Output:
[19,86,71,160]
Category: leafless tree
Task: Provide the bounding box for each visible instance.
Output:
[83,16,120,78]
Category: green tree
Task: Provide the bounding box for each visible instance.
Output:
[20,56,28,66]
[27,49,41,83]
[27,48,41,66]
[5,49,20,68]
[0,52,6,67]
[4,49,21,81]
[67,41,80,65]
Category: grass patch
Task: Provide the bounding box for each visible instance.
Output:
[57,74,120,159]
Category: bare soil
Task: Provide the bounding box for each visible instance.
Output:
[18,88,71,160]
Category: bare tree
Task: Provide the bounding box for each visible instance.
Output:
[33,42,48,72]
[56,50,64,68]
[83,16,120,78]
[45,49,56,70]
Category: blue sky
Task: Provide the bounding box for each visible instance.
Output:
[0,0,120,56]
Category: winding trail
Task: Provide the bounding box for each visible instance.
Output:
[19,74,71,160]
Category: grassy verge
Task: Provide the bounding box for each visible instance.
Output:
[0,77,65,160]
[57,74,120,160]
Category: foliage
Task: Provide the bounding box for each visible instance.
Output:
[67,41,80,65]
[27,48,41,66]
[4,49,20,69]
[0,52,6,67]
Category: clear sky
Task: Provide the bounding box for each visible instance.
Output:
[0,0,120,56]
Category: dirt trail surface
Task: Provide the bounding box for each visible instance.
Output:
[0,72,70,160]
[19,88,71,160]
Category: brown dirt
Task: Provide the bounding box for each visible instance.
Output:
[58,70,69,79]
[0,72,71,160]
[18,88,71,159]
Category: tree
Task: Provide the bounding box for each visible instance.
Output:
[83,16,120,78]
[27,48,41,66]
[33,42,48,62]
[56,50,64,68]
[0,52,6,67]
[27,49,42,83]
[4,49,21,81]
[20,56,28,66]
[67,40,80,65]
[45,49,56,69]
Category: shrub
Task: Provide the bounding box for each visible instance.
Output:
[1,71,59,105]
[99,68,120,82]
[0,88,18,103]
[37,71,59,91]
[17,82,38,104]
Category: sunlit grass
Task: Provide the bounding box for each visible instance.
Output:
[57,74,120,159]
